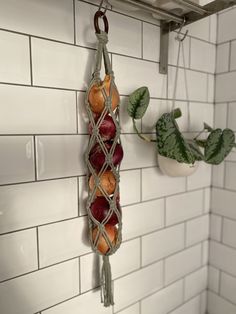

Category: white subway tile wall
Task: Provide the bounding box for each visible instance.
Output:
[209,8,236,313]
[0,0,217,313]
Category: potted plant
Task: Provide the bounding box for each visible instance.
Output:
[127,87,236,177]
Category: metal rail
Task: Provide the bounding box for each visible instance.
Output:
[121,0,183,23]
[173,0,208,15]
[111,0,236,74]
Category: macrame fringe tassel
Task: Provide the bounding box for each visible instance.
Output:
[101,255,114,307]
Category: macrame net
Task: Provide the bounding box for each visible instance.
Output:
[85,30,123,307]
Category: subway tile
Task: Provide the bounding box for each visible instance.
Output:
[214,103,227,129]
[143,23,160,62]
[0,85,77,134]
[141,280,184,314]
[43,289,112,314]
[0,229,37,281]
[200,291,207,314]
[165,245,202,285]
[218,7,236,43]
[212,164,225,188]
[210,241,236,277]
[212,188,236,220]
[223,218,236,249]
[183,16,210,42]
[220,272,236,304]
[189,103,214,132]
[208,74,215,103]
[120,170,141,206]
[0,136,35,185]
[204,187,211,214]
[169,32,190,67]
[142,167,186,201]
[122,199,164,241]
[39,217,90,268]
[202,240,209,265]
[184,266,208,301]
[0,259,79,314]
[0,178,78,234]
[116,303,139,314]
[166,190,203,226]
[228,102,236,131]
[32,38,94,90]
[36,135,88,180]
[225,162,236,190]
[80,238,140,293]
[210,214,222,242]
[190,38,216,73]
[120,134,156,170]
[169,295,201,314]
[142,224,185,266]
[112,55,167,98]
[77,92,89,134]
[208,291,236,314]
[0,30,30,84]
[141,99,169,134]
[0,0,74,43]
[114,261,163,312]
[216,72,236,102]
[76,1,142,58]
[142,100,189,134]
[187,162,212,190]
[186,215,209,246]
[210,14,217,44]
[230,40,236,70]
[216,43,230,73]
[168,67,208,102]
[78,176,87,216]
[208,266,220,293]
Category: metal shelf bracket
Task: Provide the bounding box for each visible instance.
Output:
[159,0,236,74]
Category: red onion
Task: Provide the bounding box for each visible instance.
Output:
[91,197,121,225]
[88,115,116,141]
[89,142,123,171]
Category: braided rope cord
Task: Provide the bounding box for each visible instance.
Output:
[85,31,123,307]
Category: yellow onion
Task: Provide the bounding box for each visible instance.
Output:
[92,224,117,254]
[88,75,120,114]
[89,171,116,196]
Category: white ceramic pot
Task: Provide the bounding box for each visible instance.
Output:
[158,154,199,177]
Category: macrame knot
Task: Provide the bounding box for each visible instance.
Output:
[96,31,108,45]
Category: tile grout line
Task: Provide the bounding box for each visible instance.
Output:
[29,35,33,86]
[36,227,40,270]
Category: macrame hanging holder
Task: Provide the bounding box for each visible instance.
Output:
[85,10,122,307]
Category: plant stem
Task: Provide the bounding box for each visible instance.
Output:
[194,139,207,148]
[132,119,156,143]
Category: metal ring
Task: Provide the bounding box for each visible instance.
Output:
[94,11,109,34]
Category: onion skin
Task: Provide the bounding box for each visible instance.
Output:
[92,224,117,254]
[91,196,120,225]
[88,115,116,141]
[88,75,120,114]
[89,171,116,196]
[89,142,123,171]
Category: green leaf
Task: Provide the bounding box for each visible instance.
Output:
[156,109,197,164]
[205,128,235,165]
[127,87,150,119]
[187,140,204,161]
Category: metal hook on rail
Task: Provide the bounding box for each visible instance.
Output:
[175,17,188,42]
[98,0,112,16]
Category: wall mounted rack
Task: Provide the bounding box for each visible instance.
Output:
[110,0,236,74]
